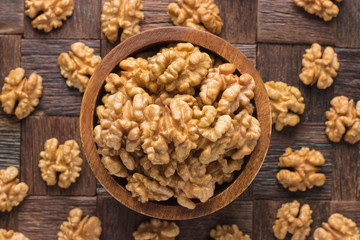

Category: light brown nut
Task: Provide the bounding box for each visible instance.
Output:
[273,200,313,240]
[0,229,30,240]
[25,0,74,32]
[314,213,360,240]
[133,219,180,240]
[210,224,251,240]
[0,68,43,120]
[299,43,339,89]
[57,208,102,240]
[0,167,29,212]
[277,147,326,192]
[58,42,101,93]
[325,96,360,144]
[101,0,144,43]
[265,81,305,131]
[293,0,342,21]
[39,138,83,189]
[168,0,223,34]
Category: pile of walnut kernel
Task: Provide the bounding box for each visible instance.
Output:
[93,42,261,209]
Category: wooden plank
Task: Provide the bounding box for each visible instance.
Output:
[0,0,24,34]
[15,196,96,240]
[20,116,97,196]
[97,195,252,240]
[336,1,360,48]
[24,0,101,39]
[21,39,100,116]
[257,0,336,45]
[253,200,330,240]
[330,201,360,226]
[334,48,360,101]
[254,123,333,200]
[257,43,334,123]
[0,115,20,169]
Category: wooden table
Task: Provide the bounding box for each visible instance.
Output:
[0,0,359,239]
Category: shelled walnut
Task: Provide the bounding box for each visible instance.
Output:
[273,200,313,240]
[293,0,343,21]
[0,229,29,240]
[168,0,223,34]
[0,68,43,120]
[0,167,29,212]
[325,96,360,144]
[39,138,83,189]
[314,213,360,240]
[93,43,261,209]
[133,219,180,240]
[265,81,305,131]
[299,43,339,89]
[25,0,74,32]
[277,147,326,192]
[57,208,102,240]
[101,0,144,43]
[58,42,101,92]
[210,225,251,240]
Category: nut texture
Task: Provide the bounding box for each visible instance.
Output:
[0,229,29,240]
[57,208,102,240]
[0,167,29,212]
[277,147,326,192]
[299,43,339,89]
[93,43,260,209]
[314,213,360,240]
[25,0,74,32]
[101,0,144,43]
[325,96,360,144]
[168,0,223,34]
[210,225,251,240]
[293,0,343,21]
[273,200,313,240]
[265,81,305,131]
[39,138,83,189]
[133,219,180,240]
[0,68,43,120]
[58,42,102,92]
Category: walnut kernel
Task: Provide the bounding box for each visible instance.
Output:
[293,0,343,21]
[0,229,29,240]
[133,219,180,240]
[210,225,251,240]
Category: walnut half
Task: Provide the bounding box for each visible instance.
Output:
[0,167,29,212]
[0,229,29,240]
[210,225,251,240]
[293,0,343,22]
[133,219,180,240]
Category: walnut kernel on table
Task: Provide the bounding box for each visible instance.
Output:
[168,0,223,34]
[25,0,74,32]
[133,219,180,240]
[273,200,313,240]
[277,147,326,192]
[0,167,29,212]
[314,213,360,240]
[0,68,43,120]
[0,229,30,240]
[299,43,339,89]
[325,96,360,144]
[39,138,83,189]
[93,43,261,209]
[58,42,102,92]
[265,81,305,131]
[210,225,251,240]
[293,0,343,22]
[57,208,102,240]
[101,0,144,43]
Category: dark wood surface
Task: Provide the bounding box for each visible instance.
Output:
[0,0,359,239]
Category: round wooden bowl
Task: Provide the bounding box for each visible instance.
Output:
[80,27,271,220]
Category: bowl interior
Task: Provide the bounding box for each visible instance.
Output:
[80,27,271,220]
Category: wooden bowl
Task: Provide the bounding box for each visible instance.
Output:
[80,27,271,220]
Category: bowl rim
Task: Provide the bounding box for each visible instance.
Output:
[80,27,271,220]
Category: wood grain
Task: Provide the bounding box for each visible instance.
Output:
[21,39,100,116]
[0,0,23,34]
[257,0,336,45]
[21,116,96,196]
[0,115,20,169]
[336,0,360,48]
[24,0,101,39]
